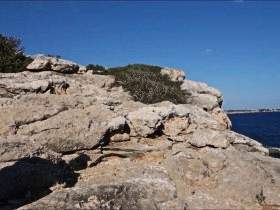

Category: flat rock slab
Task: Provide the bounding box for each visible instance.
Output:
[17,105,117,153]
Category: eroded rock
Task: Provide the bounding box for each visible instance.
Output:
[160,67,186,82]
[27,55,79,73]
[163,117,190,137]
[126,107,163,137]
[0,68,279,210]
[188,129,230,148]
[181,79,223,111]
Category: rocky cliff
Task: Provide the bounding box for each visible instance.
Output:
[0,55,279,210]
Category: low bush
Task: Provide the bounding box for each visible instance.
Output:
[86,64,106,73]
[46,54,62,59]
[0,34,33,73]
[100,64,188,104]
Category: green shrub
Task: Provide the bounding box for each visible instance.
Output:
[46,54,61,59]
[101,64,188,104]
[0,34,33,73]
[86,64,106,73]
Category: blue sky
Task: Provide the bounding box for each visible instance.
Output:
[1,1,280,109]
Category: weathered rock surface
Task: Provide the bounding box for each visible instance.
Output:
[0,68,279,210]
[160,67,186,82]
[188,129,230,148]
[181,79,223,111]
[27,54,80,73]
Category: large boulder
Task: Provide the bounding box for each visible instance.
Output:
[181,79,222,98]
[181,79,223,111]
[160,67,186,82]
[126,107,163,137]
[190,93,220,111]
[27,54,79,73]
[125,105,191,137]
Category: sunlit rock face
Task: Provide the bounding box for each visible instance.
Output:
[0,65,279,210]
[27,54,80,73]
[160,67,186,82]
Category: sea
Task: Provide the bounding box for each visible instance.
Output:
[228,112,280,148]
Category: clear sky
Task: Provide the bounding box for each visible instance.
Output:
[1,1,280,109]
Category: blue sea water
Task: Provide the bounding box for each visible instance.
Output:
[228,112,280,148]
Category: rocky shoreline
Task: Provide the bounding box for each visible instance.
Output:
[226,110,280,114]
[0,55,279,209]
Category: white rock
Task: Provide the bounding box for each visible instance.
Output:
[191,94,220,111]
[27,54,79,73]
[188,129,230,148]
[107,116,127,132]
[126,107,162,137]
[181,80,222,98]
[180,80,223,111]
[160,68,186,82]
[172,104,192,117]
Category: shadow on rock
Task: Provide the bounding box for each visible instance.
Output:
[269,148,280,159]
[0,157,79,210]
[68,153,91,171]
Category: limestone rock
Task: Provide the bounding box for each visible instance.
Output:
[27,54,79,73]
[126,107,163,137]
[126,105,192,137]
[19,161,182,210]
[181,79,223,111]
[163,117,190,137]
[181,79,222,98]
[0,71,69,97]
[0,135,61,163]
[188,105,228,131]
[0,67,279,210]
[211,107,232,129]
[17,105,118,153]
[227,131,269,155]
[188,129,230,148]
[160,67,186,81]
[0,101,67,136]
[191,93,220,111]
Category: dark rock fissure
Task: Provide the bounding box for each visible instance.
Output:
[88,153,129,167]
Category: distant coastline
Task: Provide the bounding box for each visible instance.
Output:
[226,108,280,114]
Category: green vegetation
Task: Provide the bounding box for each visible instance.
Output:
[0,34,33,73]
[46,54,62,59]
[99,64,188,104]
[86,64,106,73]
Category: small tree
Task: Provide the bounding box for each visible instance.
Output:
[0,34,32,73]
